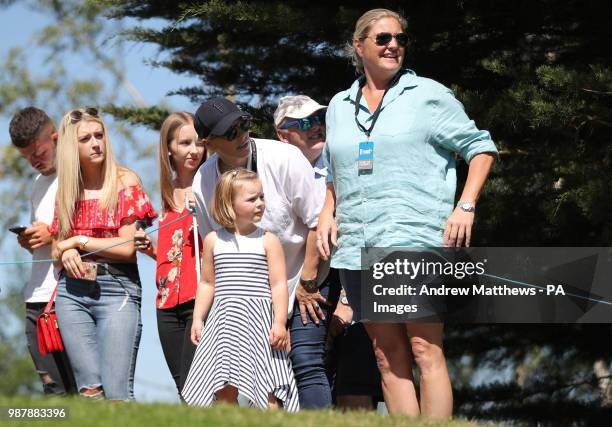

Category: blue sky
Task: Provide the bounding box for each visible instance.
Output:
[0,2,203,402]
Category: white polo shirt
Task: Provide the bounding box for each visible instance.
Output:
[25,173,59,303]
[192,138,324,313]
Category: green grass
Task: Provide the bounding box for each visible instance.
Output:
[0,396,485,427]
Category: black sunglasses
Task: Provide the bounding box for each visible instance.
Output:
[70,107,99,123]
[217,118,251,140]
[368,32,409,47]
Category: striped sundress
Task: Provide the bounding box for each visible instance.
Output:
[181,227,299,412]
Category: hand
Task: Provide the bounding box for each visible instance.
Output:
[333,300,353,325]
[16,232,33,253]
[443,207,475,247]
[185,192,196,213]
[191,318,204,346]
[285,328,291,353]
[296,281,328,325]
[327,301,353,342]
[269,322,288,350]
[316,209,337,260]
[61,248,86,279]
[23,221,53,250]
[134,229,152,252]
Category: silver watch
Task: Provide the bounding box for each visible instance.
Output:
[457,201,475,213]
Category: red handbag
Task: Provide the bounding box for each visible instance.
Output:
[36,286,64,355]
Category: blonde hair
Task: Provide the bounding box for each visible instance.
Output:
[158,112,201,213]
[55,108,123,240]
[211,168,260,229]
[347,8,408,74]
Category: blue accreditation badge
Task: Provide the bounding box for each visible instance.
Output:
[358,141,374,174]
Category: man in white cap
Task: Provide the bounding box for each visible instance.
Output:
[191,97,329,408]
[274,95,383,410]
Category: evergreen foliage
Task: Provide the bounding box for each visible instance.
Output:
[1,0,610,423]
[103,1,612,423]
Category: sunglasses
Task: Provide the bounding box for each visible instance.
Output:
[70,107,99,123]
[279,111,326,131]
[367,32,409,47]
[216,118,251,140]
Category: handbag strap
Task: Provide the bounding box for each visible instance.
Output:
[43,285,58,314]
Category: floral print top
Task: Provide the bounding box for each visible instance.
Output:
[49,184,157,238]
[155,208,201,309]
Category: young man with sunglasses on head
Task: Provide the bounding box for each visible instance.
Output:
[9,107,76,395]
[191,97,327,408]
[275,95,383,411]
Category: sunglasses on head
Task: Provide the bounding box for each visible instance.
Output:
[279,111,326,131]
[70,107,99,123]
[217,117,251,140]
[367,32,409,47]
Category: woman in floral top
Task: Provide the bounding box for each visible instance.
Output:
[50,108,157,400]
[134,112,205,397]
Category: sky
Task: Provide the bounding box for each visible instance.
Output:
[0,2,203,402]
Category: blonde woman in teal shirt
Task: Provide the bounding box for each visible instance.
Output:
[317,8,497,419]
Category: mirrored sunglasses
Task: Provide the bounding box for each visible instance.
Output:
[279,111,326,131]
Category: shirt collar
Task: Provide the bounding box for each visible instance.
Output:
[346,68,419,112]
[313,155,327,178]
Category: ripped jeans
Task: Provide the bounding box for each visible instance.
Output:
[56,265,142,400]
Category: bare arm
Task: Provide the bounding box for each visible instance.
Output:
[191,231,217,346]
[264,231,289,350]
[56,221,139,262]
[443,153,496,247]
[301,228,320,281]
[294,227,329,324]
[316,183,337,259]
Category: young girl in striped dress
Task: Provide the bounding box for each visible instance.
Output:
[182,168,299,411]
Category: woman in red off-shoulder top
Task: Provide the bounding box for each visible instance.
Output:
[133,112,205,397]
[50,108,157,401]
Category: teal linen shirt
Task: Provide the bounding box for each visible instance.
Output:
[324,69,498,270]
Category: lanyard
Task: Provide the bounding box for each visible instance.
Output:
[354,70,405,138]
[248,138,258,174]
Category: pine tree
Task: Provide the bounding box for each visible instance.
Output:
[103,1,612,423]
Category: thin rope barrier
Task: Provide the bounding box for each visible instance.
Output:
[0,211,192,266]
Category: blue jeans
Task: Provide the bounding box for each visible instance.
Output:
[55,268,142,400]
[288,269,340,409]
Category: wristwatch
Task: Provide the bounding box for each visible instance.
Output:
[299,277,319,292]
[339,289,350,305]
[78,235,90,251]
[457,201,475,213]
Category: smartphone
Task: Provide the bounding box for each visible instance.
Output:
[65,262,98,281]
[9,225,28,235]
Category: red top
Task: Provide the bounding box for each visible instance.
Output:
[49,185,157,238]
[155,209,201,309]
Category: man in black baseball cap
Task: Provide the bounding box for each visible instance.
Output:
[194,97,251,140]
[190,97,327,408]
